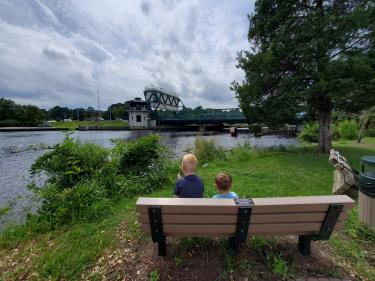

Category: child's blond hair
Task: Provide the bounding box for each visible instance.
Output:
[182,154,197,174]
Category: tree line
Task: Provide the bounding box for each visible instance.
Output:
[0,98,130,126]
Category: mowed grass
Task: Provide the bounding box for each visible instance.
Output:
[51,120,128,130]
[0,139,374,280]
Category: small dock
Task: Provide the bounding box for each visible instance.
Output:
[258,125,297,136]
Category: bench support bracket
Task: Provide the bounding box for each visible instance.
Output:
[298,203,344,256]
[230,199,254,254]
[148,206,166,257]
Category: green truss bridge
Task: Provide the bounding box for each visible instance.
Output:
[143,87,247,126]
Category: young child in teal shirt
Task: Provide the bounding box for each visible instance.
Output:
[212,172,239,199]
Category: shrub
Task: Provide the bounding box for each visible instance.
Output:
[338,119,358,140]
[364,127,375,137]
[249,124,262,135]
[116,134,165,175]
[298,122,320,143]
[27,134,176,229]
[193,138,226,164]
[230,143,252,161]
[31,134,109,189]
[331,123,341,141]
[29,181,112,228]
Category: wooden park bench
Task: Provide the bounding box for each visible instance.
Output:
[329,149,359,197]
[136,195,354,257]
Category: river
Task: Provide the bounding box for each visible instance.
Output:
[0,130,299,229]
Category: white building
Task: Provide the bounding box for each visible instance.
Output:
[125,98,150,129]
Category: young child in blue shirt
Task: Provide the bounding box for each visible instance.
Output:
[212,172,239,199]
[174,154,204,198]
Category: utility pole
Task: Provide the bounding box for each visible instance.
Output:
[97,89,101,119]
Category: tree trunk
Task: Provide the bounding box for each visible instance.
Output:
[318,109,332,153]
[357,117,369,143]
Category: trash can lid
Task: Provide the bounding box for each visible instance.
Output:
[359,171,375,181]
[361,156,375,166]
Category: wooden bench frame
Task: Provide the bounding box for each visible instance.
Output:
[136,196,354,257]
[329,149,359,196]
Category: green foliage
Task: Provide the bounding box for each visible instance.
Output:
[31,134,109,189]
[149,270,160,281]
[338,119,358,140]
[366,129,375,137]
[233,0,375,151]
[0,97,46,126]
[0,207,10,217]
[267,252,290,280]
[249,124,262,135]
[117,134,164,175]
[27,134,175,229]
[298,122,341,143]
[193,137,226,164]
[298,123,320,143]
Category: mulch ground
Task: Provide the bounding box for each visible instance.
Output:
[85,221,361,281]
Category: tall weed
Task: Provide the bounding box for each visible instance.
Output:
[193,137,226,164]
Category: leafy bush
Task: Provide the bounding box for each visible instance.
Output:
[298,122,341,143]
[28,134,176,229]
[366,128,375,137]
[117,134,165,175]
[193,138,226,164]
[338,119,358,140]
[331,123,341,141]
[29,181,112,227]
[249,124,262,135]
[298,122,320,143]
[31,134,109,189]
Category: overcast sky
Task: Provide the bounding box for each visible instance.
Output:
[0,0,254,110]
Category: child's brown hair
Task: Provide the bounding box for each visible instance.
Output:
[215,172,232,191]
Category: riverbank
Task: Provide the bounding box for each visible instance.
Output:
[0,139,374,280]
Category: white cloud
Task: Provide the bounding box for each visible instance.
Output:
[0,0,254,109]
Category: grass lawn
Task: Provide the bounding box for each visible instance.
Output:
[0,139,374,280]
[51,120,128,130]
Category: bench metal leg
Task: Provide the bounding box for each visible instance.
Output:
[298,235,312,256]
[229,199,254,255]
[148,206,167,257]
[158,239,167,256]
[229,237,240,254]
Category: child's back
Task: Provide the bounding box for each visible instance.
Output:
[174,175,204,198]
[213,191,238,199]
[174,154,204,198]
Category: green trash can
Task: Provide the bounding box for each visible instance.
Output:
[358,156,375,229]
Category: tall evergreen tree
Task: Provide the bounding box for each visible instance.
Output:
[233,0,375,152]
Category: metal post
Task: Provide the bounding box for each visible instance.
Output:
[148,207,166,256]
[316,203,343,240]
[230,199,254,254]
[298,203,343,256]
[298,235,312,256]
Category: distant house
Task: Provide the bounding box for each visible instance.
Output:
[125,97,151,129]
[64,118,72,122]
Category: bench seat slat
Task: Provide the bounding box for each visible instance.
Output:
[139,212,348,224]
